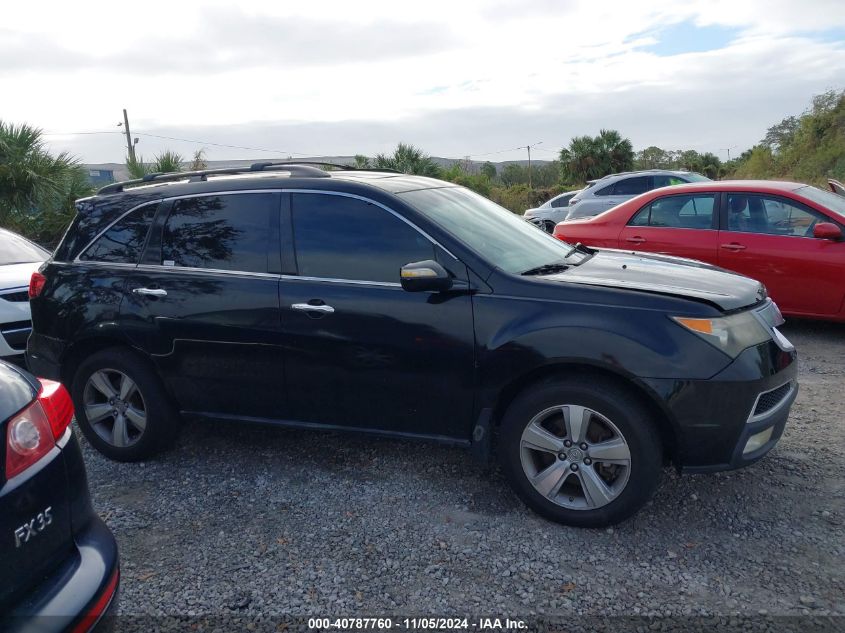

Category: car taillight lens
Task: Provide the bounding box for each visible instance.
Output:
[6,401,54,479]
[5,380,74,479]
[29,271,46,298]
[38,379,74,440]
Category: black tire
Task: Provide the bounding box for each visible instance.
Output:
[71,347,181,461]
[499,376,662,527]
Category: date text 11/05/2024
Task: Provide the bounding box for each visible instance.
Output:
[307,617,528,630]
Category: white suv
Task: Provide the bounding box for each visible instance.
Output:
[0,229,49,359]
[523,189,583,232]
[565,170,710,221]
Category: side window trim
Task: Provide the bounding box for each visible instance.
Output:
[74,200,162,263]
[285,189,458,263]
[721,192,828,236]
[156,192,278,274]
[627,193,718,230]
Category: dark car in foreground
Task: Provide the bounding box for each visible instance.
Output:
[27,163,797,527]
[0,360,119,631]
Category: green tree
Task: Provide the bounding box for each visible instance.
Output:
[188,149,207,171]
[560,129,634,183]
[374,143,441,177]
[635,146,673,169]
[500,163,529,186]
[353,154,371,169]
[125,150,184,178]
[480,161,497,180]
[0,121,92,246]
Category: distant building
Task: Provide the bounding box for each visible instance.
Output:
[85,168,115,186]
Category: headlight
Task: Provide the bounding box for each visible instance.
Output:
[672,310,771,358]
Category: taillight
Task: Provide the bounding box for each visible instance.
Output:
[38,379,74,440]
[29,271,46,298]
[5,380,74,479]
[5,401,54,479]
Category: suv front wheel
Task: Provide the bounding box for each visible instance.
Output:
[499,377,662,527]
[71,347,181,461]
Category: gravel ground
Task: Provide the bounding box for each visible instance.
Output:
[78,320,845,624]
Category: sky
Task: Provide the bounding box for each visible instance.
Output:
[2,0,845,164]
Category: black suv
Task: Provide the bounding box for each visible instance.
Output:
[27,163,797,527]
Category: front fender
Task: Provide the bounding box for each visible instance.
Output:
[472,294,732,409]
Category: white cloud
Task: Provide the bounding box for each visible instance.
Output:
[2,0,843,162]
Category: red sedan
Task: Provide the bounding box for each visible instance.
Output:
[553,180,845,321]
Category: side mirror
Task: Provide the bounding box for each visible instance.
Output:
[400,260,453,292]
[813,222,843,241]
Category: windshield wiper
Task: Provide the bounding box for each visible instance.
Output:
[521,262,570,276]
[563,242,596,258]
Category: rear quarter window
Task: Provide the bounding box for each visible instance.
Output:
[80,203,158,264]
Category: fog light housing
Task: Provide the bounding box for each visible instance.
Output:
[743,427,774,455]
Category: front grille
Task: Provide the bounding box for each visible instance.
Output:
[754,382,792,417]
[1,320,32,351]
[0,290,28,302]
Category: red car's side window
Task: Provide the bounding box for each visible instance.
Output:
[628,194,716,230]
[725,194,828,238]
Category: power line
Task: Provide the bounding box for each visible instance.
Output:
[132,132,315,157]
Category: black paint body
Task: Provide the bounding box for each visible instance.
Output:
[28,172,797,473]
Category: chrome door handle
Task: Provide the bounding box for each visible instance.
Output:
[291,303,335,314]
[133,287,167,296]
[720,243,746,251]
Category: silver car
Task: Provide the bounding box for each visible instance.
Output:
[523,189,583,232]
[565,170,710,221]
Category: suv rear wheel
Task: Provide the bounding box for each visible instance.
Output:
[71,347,180,461]
[499,377,662,527]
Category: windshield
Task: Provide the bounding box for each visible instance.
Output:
[0,231,49,266]
[683,172,711,182]
[796,185,845,219]
[399,186,587,274]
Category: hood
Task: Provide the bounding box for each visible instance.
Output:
[543,249,765,311]
[0,261,42,291]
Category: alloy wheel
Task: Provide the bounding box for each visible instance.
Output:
[82,368,147,448]
[519,404,631,510]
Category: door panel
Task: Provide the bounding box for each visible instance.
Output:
[718,193,845,316]
[280,278,475,438]
[282,192,475,439]
[618,193,720,264]
[120,192,288,418]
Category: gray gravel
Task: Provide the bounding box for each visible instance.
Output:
[78,320,845,621]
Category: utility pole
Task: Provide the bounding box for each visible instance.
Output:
[720,146,736,162]
[524,141,543,188]
[123,109,136,162]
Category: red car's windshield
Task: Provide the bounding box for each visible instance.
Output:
[796,185,845,220]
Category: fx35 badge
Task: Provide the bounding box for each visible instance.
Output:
[14,507,53,548]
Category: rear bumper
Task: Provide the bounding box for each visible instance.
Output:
[25,332,65,382]
[2,518,119,633]
[643,339,798,473]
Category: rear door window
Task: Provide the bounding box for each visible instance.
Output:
[161,194,275,272]
[292,193,435,283]
[653,175,687,188]
[81,203,158,264]
[629,194,716,229]
[612,176,651,196]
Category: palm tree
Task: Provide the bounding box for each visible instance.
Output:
[597,129,634,174]
[0,121,92,245]
[125,150,185,178]
[374,143,441,177]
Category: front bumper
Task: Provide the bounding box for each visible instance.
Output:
[3,518,120,633]
[643,338,798,473]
